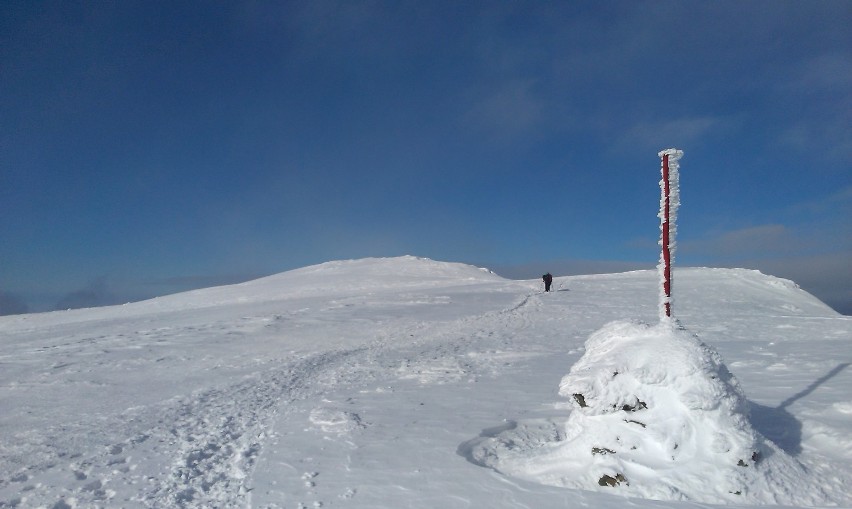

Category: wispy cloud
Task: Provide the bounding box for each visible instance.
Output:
[785,53,852,94]
[774,53,852,164]
[461,79,544,140]
[682,183,852,261]
[681,224,796,259]
[616,115,739,154]
[787,185,852,217]
[778,122,852,165]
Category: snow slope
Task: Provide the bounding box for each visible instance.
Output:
[0,256,849,508]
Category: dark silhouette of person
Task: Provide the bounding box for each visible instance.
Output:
[542,273,553,292]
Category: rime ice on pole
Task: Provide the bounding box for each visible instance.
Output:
[658,148,683,323]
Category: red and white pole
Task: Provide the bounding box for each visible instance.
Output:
[658,149,683,322]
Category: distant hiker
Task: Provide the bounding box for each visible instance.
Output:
[542,273,553,292]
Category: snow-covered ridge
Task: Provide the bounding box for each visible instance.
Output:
[0,261,838,335]
[154,255,504,305]
[671,267,838,318]
[1,256,849,508]
[559,267,838,320]
[0,256,506,329]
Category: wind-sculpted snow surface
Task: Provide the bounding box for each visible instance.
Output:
[0,257,849,508]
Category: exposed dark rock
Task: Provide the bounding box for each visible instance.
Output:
[598,473,628,487]
[621,400,647,412]
[591,447,615,455]
[738,452,759,467]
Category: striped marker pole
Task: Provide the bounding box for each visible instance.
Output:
[658,149,683,322]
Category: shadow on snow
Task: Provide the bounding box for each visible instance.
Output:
[749,363,849,456]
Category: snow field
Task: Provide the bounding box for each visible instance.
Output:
[0,257,849,508]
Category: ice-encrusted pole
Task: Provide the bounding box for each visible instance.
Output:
[658,148,683,322]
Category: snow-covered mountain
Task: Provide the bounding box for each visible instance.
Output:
[1,256,849,508]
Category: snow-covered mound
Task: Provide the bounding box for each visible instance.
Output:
[674,267,836,318]
[268,255,502,290]
[0,256,504,327]
[559,321,767,500]
[467,320,829,504]
[143,255,503,309]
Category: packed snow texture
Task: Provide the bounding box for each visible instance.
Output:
[0,256,850,509]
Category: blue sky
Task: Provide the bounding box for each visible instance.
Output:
[2,1,850,314]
